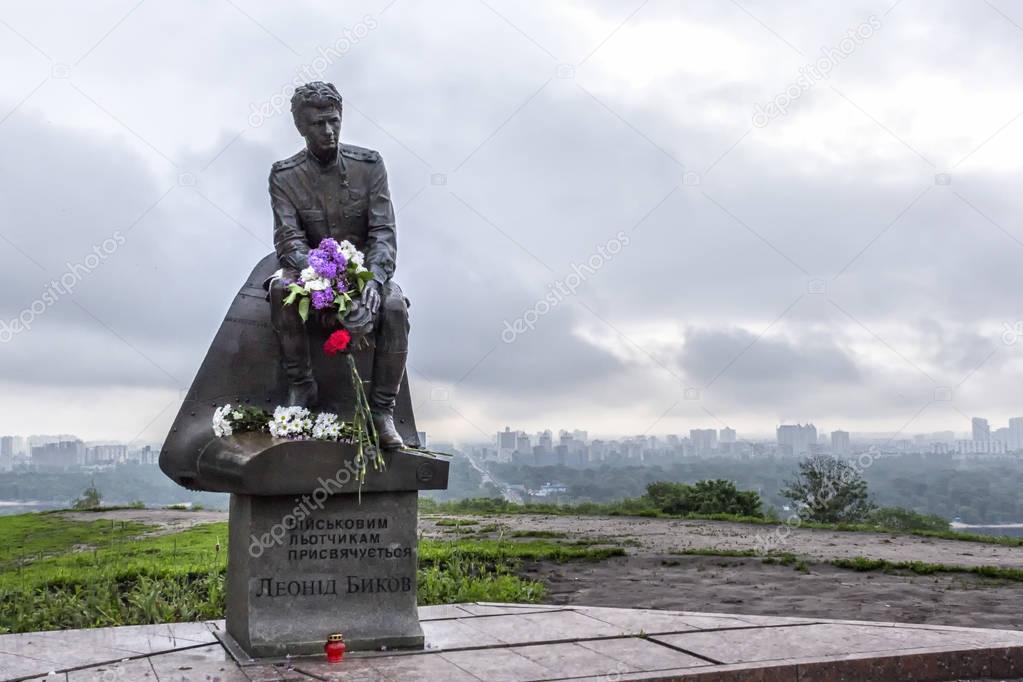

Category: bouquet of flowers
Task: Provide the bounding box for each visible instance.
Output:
[283,238,375,325]
[212,405,358,443]
[210,404,379,485]
[212,404,271,438]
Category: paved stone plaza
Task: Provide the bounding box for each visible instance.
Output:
[3,603,1023,681]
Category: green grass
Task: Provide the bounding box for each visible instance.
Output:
[0,514,155,572]
[669,548,807,571]
[420,538,624,563]
[0,513,621,633]
[830,555,1023,582]
[761,552,798,566]
[670,547,760,558]
[508,530,568,539]
[434,518,479,527]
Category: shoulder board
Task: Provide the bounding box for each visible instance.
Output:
[271,149,307,173]
[340,144,381,163]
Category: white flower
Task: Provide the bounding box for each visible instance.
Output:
[349,250,364,267]
[337,240,358,259]
[311,412,344,440]
[212,404,233,438]
[304,276,331,292]
[299,266,318,284]
[269,405,313,439]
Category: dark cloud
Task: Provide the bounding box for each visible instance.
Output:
[0,0,1021,439]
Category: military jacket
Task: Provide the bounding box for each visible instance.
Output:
[269,144,396,282]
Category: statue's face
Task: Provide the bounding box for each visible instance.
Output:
[298,105,341,160]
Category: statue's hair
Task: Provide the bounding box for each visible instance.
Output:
[290,81,343,127]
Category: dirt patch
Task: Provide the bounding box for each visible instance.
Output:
[57,508,227,535]
[420,514,1023,569]
[420,513,1023,631]
[527,554,1023,630]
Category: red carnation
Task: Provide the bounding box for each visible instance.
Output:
[324,329,352,356]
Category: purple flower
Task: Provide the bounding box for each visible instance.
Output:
[317,237,350,267]
[308,251,338,279]
[336,278,349,294]
[311,288,335,310]
[318,237,341,259]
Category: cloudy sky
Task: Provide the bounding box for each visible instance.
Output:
[1,0,1022,444]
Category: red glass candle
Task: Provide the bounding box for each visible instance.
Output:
[325,633,346,663]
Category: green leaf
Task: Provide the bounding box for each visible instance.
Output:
[356,270,374,292]
[298,297,310,322]
[335,292,351,316]
[283,290,299,306]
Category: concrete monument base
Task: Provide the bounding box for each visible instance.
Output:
[225,490,424,657]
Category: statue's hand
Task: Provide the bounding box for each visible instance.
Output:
[362,279,382,315]
[285,251,309,272]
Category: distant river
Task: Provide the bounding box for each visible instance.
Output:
[951,523,1023,538]
[0,500,64,516]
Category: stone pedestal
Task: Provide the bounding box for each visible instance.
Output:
[172,437,450,659]
[226,490,423,657]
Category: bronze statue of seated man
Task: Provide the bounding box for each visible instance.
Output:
[267,81,408,449]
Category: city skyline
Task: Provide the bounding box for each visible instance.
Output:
[7,410,1022,450]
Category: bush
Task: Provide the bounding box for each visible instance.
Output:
[644,480,762,517]
[71,484,103,510]
[781,456,874,524]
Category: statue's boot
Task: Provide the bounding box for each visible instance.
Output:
[271,291,318,408]
[370,350,406,449]
[287,377,318,409]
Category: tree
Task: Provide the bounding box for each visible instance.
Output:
[645,479,762,517]
[780,456,874,524]
[71,482,103,510]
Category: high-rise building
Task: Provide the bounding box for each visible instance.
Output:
[972,417,990,442]
[689,429,717,454]
[31,440,86,471]
[497,427,519,461]
[515,433,531,453]
[0,436,13,471]
[1008,418,1023,451]
[537,430,553,453]
[719,427,736,444]
[831,430,850,456]
[85,444,128,465]
[994,427,1011,451]
[777,424,818,457]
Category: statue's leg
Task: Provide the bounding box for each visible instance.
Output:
[370,281,409,449]
[269,271,318,407]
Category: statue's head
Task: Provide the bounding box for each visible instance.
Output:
[291,81,343,161]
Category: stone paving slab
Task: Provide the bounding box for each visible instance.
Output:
[3,604,1022,681]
